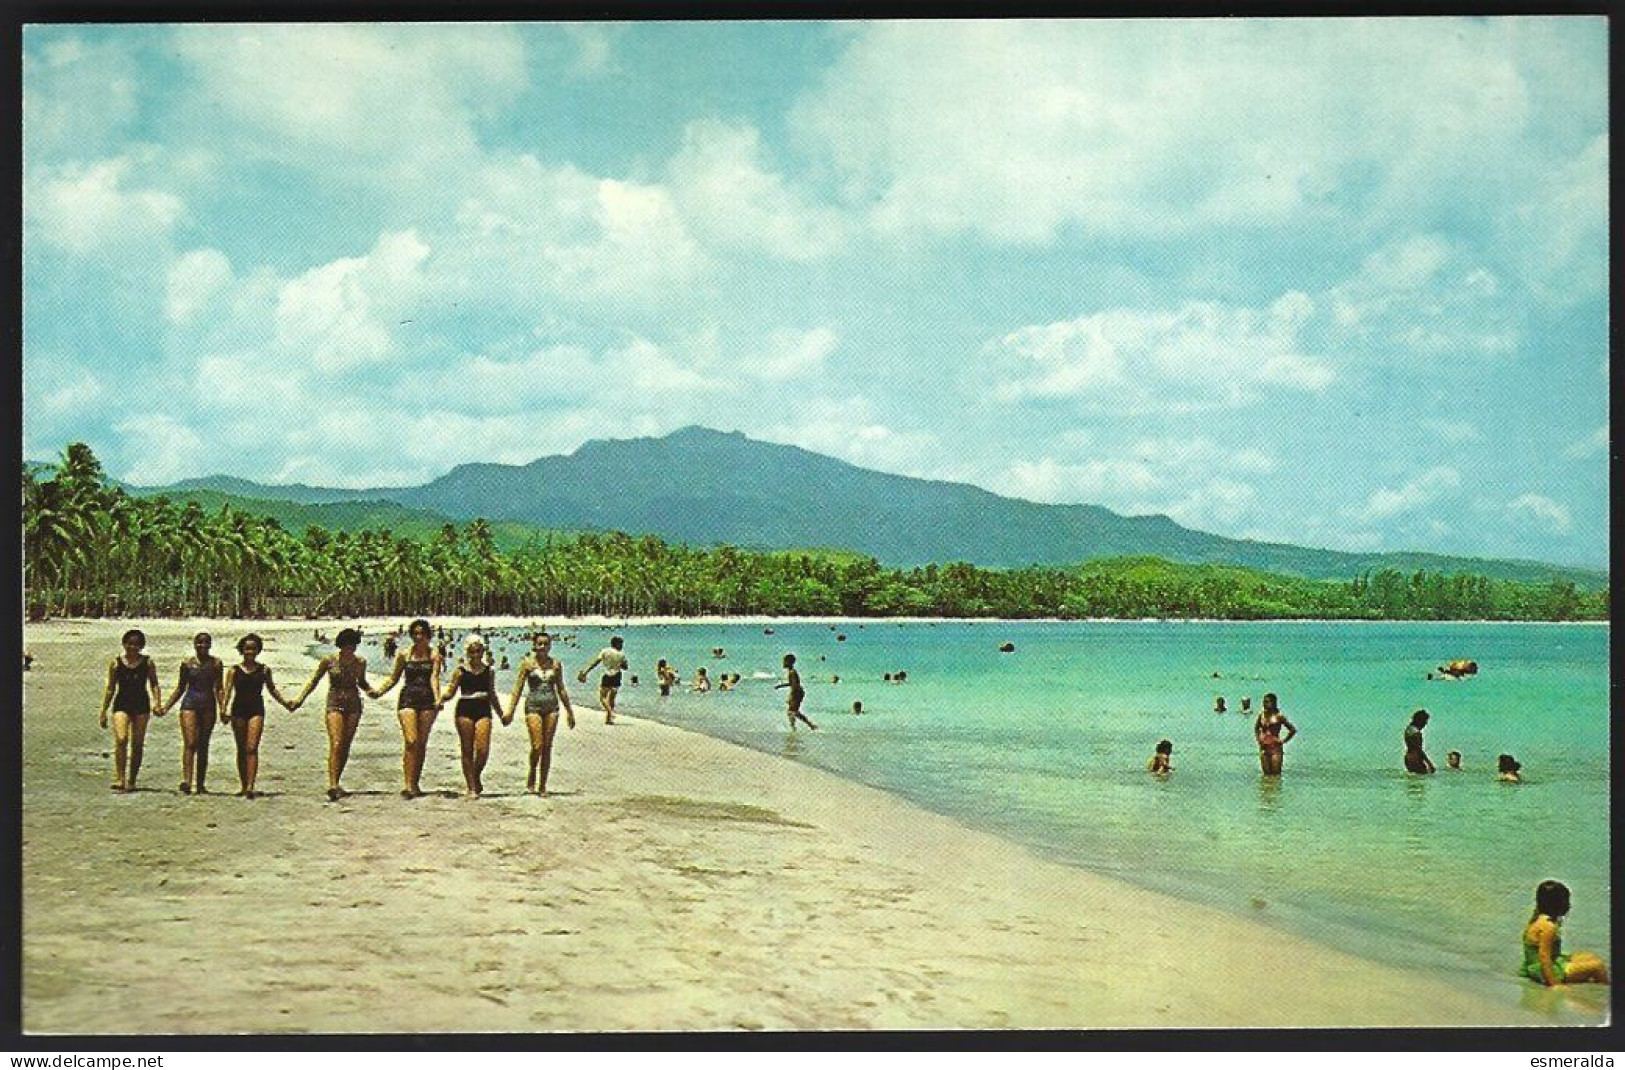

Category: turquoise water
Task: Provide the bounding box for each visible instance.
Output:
[384,621,1611,999]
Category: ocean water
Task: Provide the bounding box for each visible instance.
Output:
[389,620,1611,999]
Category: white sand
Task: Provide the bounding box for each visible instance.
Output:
[22,619,1604,1032]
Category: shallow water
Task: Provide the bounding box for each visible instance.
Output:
[375,620,1610,1001]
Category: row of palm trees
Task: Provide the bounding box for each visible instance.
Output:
[22,443,1608,621]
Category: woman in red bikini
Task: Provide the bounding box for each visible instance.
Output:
[1253,691,1297,776]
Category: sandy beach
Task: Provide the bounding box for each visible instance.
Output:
[21,618,1600,1033]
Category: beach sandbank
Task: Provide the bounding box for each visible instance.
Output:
[22,619,1585,1031]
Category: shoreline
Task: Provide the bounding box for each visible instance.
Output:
[21,618,1603,1030]
[28,613,1611,631]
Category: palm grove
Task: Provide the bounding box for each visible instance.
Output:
[24,444,1606,622]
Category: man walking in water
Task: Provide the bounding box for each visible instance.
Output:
[579,635,629,725]
[775,653,818,732]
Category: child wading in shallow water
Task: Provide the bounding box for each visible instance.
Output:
[1148,740,1173,775]
[1522,880,1609,987]
[775,653,817,731]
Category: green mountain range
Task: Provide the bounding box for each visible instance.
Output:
[128,426,1607,587]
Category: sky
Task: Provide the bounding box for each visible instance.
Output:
[21,19,1610,568]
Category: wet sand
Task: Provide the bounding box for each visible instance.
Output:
[22,619,1599,1032]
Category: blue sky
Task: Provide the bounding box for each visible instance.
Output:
[22,20,1609,567]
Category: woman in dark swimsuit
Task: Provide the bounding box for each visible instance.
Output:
[98,629,165,792]
[439,635,506,798]
[1253,691,1297,776]
[505,633,575,796]
[161,631,226,794]
[220,633,294,798]
[374,618,443,798]
[289,627,376,801]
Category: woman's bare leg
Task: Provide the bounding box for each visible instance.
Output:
[127,712,150,789]
[411,709,437,796]
[455,715,477,795]
[111,711,132,790]
[471,716,492,795]
[179,708,201,791]
[326,710,354,794]
[243,715,263,796]
[525,713,544,792]
[397,709,419,795]
[537,711,561,795]
[194,714,215,793]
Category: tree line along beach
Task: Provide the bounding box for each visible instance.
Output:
[24,444,1608,624]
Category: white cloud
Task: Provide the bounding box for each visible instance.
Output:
[754,396,938,476]
[1327,234,1519,357]
[988,292,1331,411]
[669,120,852,262]
[1422,419,1484,445]
[1005,457,1159,503]
[23,356,107,421]
[1157,478,1260,528]
[112,414,207,485]
[165,248,234,326]
[24,31,142,158]
[170,24,528,187]
[747,327,839,381]
[448,155,706,301]
[793,19,1588,245]
[1564,424,1608,459]
[25,156,183,255]
[1507,134,1607,303]
[273,230,430,372]
[1508,493,1572,533]
[995,436,1277,532]
[1349,466,1461,522]
[559,24,625,77]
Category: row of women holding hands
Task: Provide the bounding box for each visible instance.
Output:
[99,621,578,802]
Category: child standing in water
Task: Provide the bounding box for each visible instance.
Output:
[775,653,817,731]
[1148,740,1174,775]
[1522,880,1609,986]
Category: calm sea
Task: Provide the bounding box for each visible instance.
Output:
[386,620,1611,1002]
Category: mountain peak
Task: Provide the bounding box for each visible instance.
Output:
[664,425,745,442]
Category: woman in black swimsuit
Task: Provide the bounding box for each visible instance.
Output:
[98,629,165,792]
[374,618,443,798]
[220,633,294,798]
[289,627,376,800]
[161,631,226,794]
[439,635,507,798]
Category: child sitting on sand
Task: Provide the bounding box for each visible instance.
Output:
[1148,740,1173,775]
[1522,880,1609,986]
